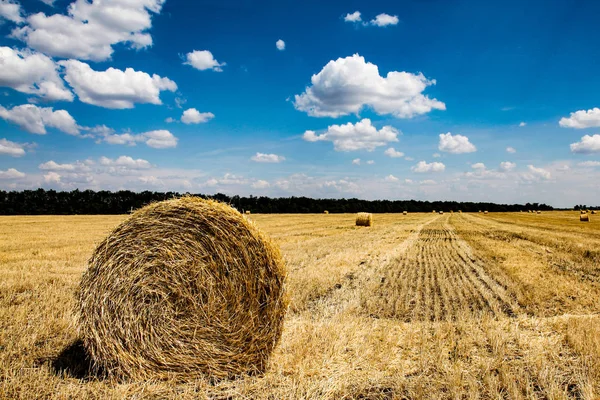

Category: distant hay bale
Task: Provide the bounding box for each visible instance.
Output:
[324,210,329,214]
[439,211,444,215]
[356,212,373,227]
[245,210,251,214]
[403,211,408,215]
[592,210,597,215]
[581,210,587,214]
[78,197,288,380]
[580,214,590,222]
[536,210,542,214]
[432,210,436,213]
[484,211,488,214]
[479,210,482,213]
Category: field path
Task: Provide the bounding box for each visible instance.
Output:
[361,215,521,321]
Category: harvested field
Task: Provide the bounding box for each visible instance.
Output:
[1,212,600,399]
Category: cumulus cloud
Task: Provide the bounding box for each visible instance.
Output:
[294,54,445,118]
[570,134,600,154]
[519,122,526,127]
[384,174,399,182]
[523,165,551,181]
[344,11,361,22]
[411,160,445,173]
[12,0,165,61]
[100,129,178,149]
[183,50,225,72]
[0,138,26,157]
[578,161,600,167]
[303,118,399,151]
[99,156,151,169]
[39,160,89,171]
[165,117,175,123]
[384,147,404,158]
[0,0,23,24]
[471,162,486,170]
[59,60,176,109]
[0,47,73,101]
[276,39,285,51]
[0,167,25,179]
[499,161,516,172]
[366,160,374,165]
[438,132,476,154]
[506,146,516,154]
[352,158,361,165]
[250,152,285,163]
[559,108,600,129]
[252,179,270,189]
[370,13,399,26]
[181,108,214,124]
[0,104,79,135]
[420,179,436,185]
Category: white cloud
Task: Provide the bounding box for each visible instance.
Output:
[165,117,175,123]
[432,153,441,158]
[506,146,516,154]
[411,160,445,173]
[12,0,165,61]
[366,160,374,165]
[384,147,404,158]
[181,108,214,124]
[420,179,436,185]
[250,152,285,163]
[570,134,600,154]
[0,104,79,135]
[370,13,399,27]
[294,54,445,118]
[471,162,486,170]
[523,165,551,181]
[352,158,361,165]
[276,39,285,51]
[183,50,225,72]
[252,179,270,189]
[0,0,23,24]
[404,179,413,184]
[499,161,516,172]
[39,0,54,5]
[344,11,361,22]
[559,108,600,129]
[0,138,26,157]
[384,174,398,182]
[303,118,399,151]
[43,171,61,183]
[438,132,476,154]
[0,47,73,101]
[100,129,178,149]
[578,161,600,167]
[60,60,176,109]
[0,167,25,179]
[99,156,151,169]
[519,122,526,127]
[39,160,80,171]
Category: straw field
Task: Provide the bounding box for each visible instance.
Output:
[1,211,600,399]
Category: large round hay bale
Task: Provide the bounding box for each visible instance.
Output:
[484,211,488,214]
[78,197,287,380]
[356,212,373,227]
[580,214,590,222]
[439,211,444,215]
[403,211,408,215]
[592,210,597,215]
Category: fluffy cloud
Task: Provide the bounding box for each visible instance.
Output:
[0,104,79,135]
[352,158,361,165]
[0,138,26,157]
[303,118,399,151]
[499,161,516,172]
[251,180,270,189]
[471,163,486,170]
[276,39,285,51]
[59,60,176,109]
[12,0,165,61]
[100,129,178,149]
[251,152,285,163]
[370,13,399,26]
[506,146,516,154]
[519,122,526,127]
[411,161,445,173]
[438,132,476,154]
[559,108,600,129]
[384,174,399,182]
[366,160,374,165]
[183,50,225,72]
[99,156,151,169]
[0,0,23,24]
[344,11,361,22]
[578,161,600,167]
[39,160,87,171]
[523,165,551,181]
[181,108,214,124]
[570,134,600,154]
[0,47,73,101]
[384,147,404,158]
[0,168,25,179]
[294,54,445,118]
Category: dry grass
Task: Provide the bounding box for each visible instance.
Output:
[1,212,600,399]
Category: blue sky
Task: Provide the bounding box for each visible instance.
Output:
[1,0,600,207]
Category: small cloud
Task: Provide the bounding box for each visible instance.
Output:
[344,11,362,22]
[251,152,285,163]
[506,146,517,154]
[384,174,399,182]
[420,179,436,185]
[276,39,285,51]
[411,161,445,173]
[165,117,175,123]
[183,50,226,72]
[366,160,375,165]
[578,161,600,167]
[499,161,516,172]
[0,168,26,179]
[370,13,399,27]
[519,122,526,127]
[404,179,413,184]
[471,162,486,170]
[432,153,441,158]
[181,108,214,124]
[384,147,404,158]
[352,158,361,165]
[438,132,476,154]
[0,138,26,157]
[252,179,270,189]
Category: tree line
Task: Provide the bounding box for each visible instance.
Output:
[0,189,557,215]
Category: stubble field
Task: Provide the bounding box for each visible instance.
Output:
[1,211,599,399]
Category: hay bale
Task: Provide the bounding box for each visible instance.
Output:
[459,210,462,214]
[479,210,482,213]
[536,210,541,214]
[581,210,587,214]
[592,210,597,215]
[356,212,373,227]
[439,211,444,215]
[528,210,532,213]
[580,214,590,222]
[245,210,251,214]
[484,211,488,214]
[432,210,436,213]
[403,211,408,215]
[324,210,329,214]
[78,197,288,380]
